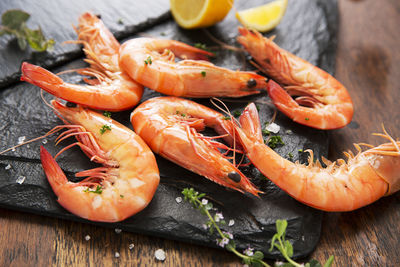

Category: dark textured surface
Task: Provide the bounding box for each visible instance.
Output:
[0,0,337,259]
[0,0,170,89]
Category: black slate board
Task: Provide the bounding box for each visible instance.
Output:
[0,0,338,260]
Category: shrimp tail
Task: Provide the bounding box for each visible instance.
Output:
[40,146,67,196]
[267,79,300,117]
[238,103,264,144]
[21,62,64,92]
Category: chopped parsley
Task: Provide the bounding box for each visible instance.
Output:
[288,152,293,159]
[298,149,303,152]
[83,185,103,194]
[267,135,285,149]
[194,43,208,50]
[256,105,260,111]
[305,117,310,121]
[160,32,166,36]
[103,111,112,118]
[100,124,112,134]
[117,18,124,25]
[176,110,186,117]
[144,56,152,65]
[233,110,241,117]
[120,194,124,198]
[262,129,270,135]
[201,71,206,77]
[222,116,231,120]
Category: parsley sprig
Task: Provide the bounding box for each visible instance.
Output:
[83,185,103,194]
[182,188,334,267]
[0,9,55,51]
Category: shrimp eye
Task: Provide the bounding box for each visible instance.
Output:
[66,102,77,108]
[227,171,241,183]
[247,78,257,88]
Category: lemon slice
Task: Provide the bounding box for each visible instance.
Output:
[170,0,233,29]
[236,0,288,32]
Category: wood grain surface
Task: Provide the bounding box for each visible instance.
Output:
[0,0,399,266]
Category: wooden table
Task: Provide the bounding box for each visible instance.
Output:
[1,0,399,266]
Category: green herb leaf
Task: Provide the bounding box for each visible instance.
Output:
[233,110,241,117]
[1,9,55,51]
[201,71,206,77]
[268,135,285,149]
[252,251,264,261]
[323,256,334,267]
[2,9,30,30]
[285,240,293,257]
[276,219,287,238]
[144,56,152,65]
[222,116,231,120]
[103,111,112,118]
[100,124,112,134]
[83,185,103,194]
[307,259,322,267]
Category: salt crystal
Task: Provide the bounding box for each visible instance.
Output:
[301,235,305,241]
[18,136,26,144]
[11,148,16,152]
[265,123,280,134]
[114,252,120,258]
[85,235,91,241]
[42,139,48,144]
[129,243,135,250]
[175,197,182,203]
[115,228,122,234]
[26,144,30,148]
[5,164,11,170]
[16,176,26,184]
[286,129,293,134]
[154,249,166,261]
[228,219,235,226]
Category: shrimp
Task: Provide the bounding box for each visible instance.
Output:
[237,27,354,130]
[40,100,159,222]
[235,103,400,211]
[20,12,143,111]
[130,96,261,196]
[119,37,268,97]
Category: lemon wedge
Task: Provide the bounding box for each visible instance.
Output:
[236,0,288,32]
[170,0,233,29]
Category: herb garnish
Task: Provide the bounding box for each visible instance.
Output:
[194,43,208,51]
[233,110,241,117]
[288,152,293,159]
[0,9,55,51]
[83,185,103,194]
[120,194,124,198]
[222,116,231,120]
[176,110,186,117]
[103,111,112,118]
[117,18,124,25]
[201,71,206,77]
[267,135,285,148]
[262,129,270,135]
[305,117,310,121]
[144,56,152,65]
[100,124,112,134]
[182,188,334,267]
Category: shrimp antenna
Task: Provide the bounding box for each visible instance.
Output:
[210,97,240,167]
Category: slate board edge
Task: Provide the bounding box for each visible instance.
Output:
[0,11,172,90]
[0,199,322,260]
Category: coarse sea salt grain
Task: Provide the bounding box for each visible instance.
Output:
[228,219,235,226]
[154,249,166,261]
[16,176,26,184]
[115,228,122,234]
[5,164,11,170]
[85,235,91,241]
[175,196,182,203]
[18,136,26,144]
[265,123,280,134]
[129,243,135,250]
[42,139,48,144]
[114,252,120,258]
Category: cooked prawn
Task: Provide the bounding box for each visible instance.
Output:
[119,37,268,97]
[130,96,261,196]
[237,27,353,129]
[40,100,159,222]
[21,12,143,111]
[235,103,399,211]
